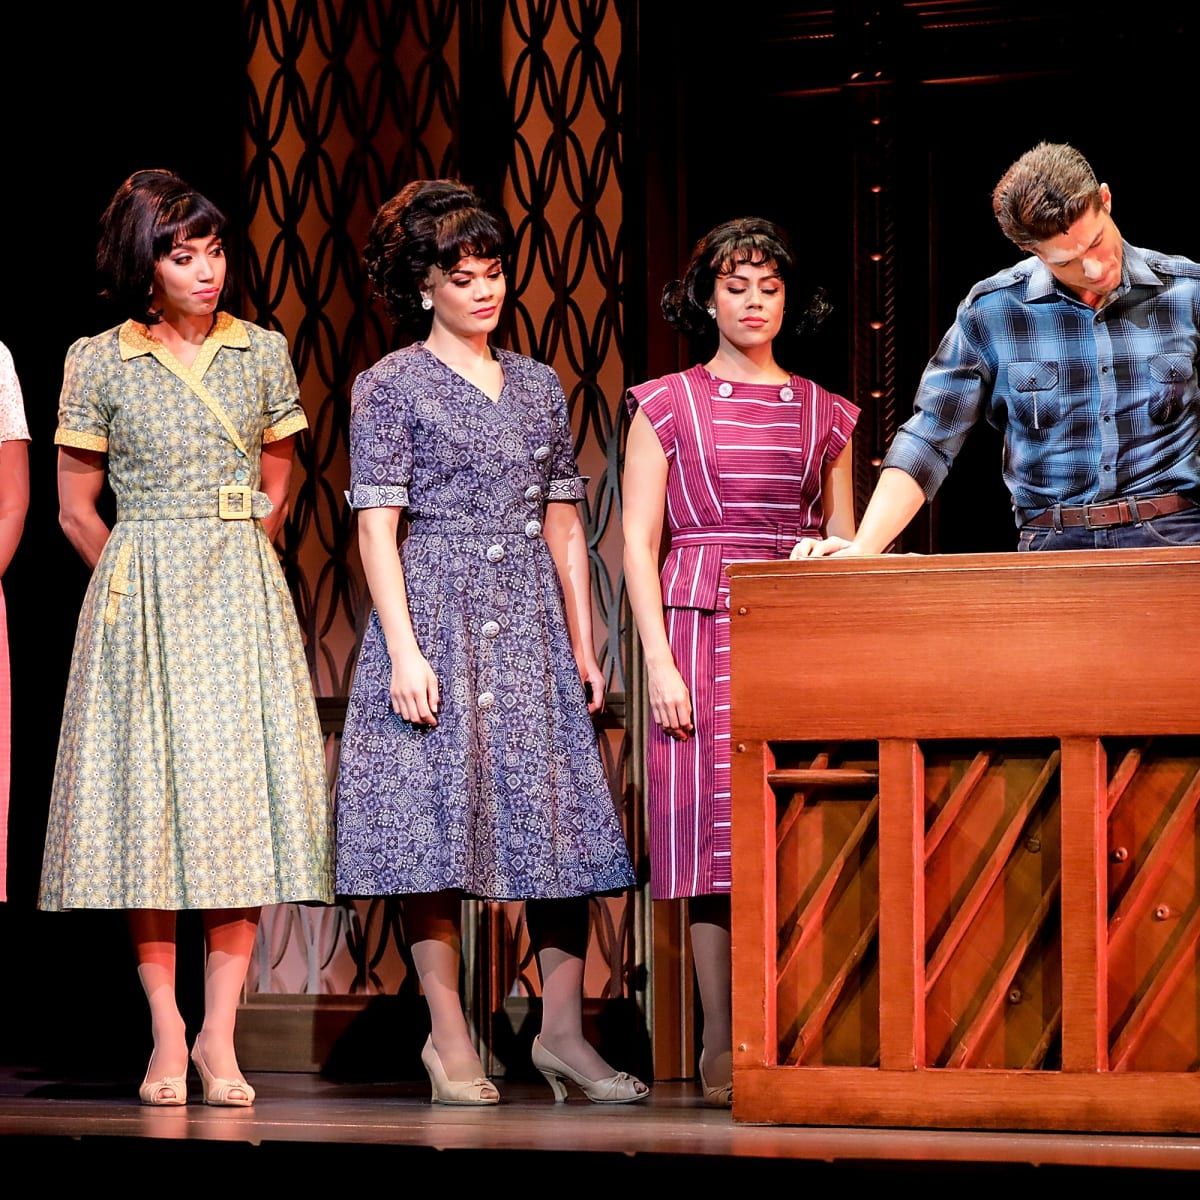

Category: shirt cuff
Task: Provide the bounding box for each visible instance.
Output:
[347,483,409,510]
[55,428,108,453]
[880,430,949,501]
[263,410,309,443]
[548,476,588,501]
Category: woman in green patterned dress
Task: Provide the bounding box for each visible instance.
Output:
[39,171,333,1106]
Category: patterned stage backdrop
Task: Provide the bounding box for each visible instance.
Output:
[240,0,646,1071]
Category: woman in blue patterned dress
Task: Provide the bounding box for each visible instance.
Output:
[336,180,646,1105]
[40,171,333,1106]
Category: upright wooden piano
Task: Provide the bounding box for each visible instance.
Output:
[728,548,1200,1131]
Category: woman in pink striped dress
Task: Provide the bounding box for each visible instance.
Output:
[623,218,858,1104]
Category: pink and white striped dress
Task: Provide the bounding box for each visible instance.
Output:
[627,364,858,900]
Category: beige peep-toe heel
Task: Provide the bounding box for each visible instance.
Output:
[531,1035,648,1104]
[698,1049,733,1108]
[190,1041,255,1107]
[138,1064,188,1107]
[420,1035,500,1105]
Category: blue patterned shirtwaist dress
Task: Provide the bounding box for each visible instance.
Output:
[335,345,636,900]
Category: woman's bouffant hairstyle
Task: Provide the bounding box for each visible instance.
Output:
[97,169,227,324]
[363,179,511,328]
[661,217,831,342]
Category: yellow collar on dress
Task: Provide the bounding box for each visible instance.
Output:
[118,312,250,362]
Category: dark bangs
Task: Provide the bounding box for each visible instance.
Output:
[661,215,830,344]
[97,170,232,323]
[433,205,509,271]
[709,230,794,282]
[151,189,227,258]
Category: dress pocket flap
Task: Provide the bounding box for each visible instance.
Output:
[660,544,722,611]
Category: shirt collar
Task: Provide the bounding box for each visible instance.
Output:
[1022,240,1160,305]
[118,312,250,361]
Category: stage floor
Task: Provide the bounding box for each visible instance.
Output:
[4,1068,1200,1180]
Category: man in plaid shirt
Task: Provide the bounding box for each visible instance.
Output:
[796,142,1200,557]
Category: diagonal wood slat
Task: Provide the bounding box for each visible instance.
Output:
[1106,741,1150,820]
[925,750,992,862]
[1023,1005,1062,1070]
[946,872,1061,1068]
[775,751,831,850]
[1111,904,1200,1071]
[925,750,1061,995]
[776,795,880,981]
[786,912,880,1066]
[1108,764,1200,951]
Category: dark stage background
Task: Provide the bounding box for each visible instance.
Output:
[2,1,1199,1077]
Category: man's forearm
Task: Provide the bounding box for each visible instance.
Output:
[852,468,927,553]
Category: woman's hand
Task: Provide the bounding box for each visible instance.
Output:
[790,535,857,559]
[578,654,606,715]
[648,661,694,741]
[389,646,440,726]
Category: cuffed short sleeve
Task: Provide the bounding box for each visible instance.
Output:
[260,330,308,443]
[348,369,411,510]
[546,367,588,503]
[54,337,111,452]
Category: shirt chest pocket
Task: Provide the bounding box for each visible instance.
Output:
[1006,361,1060,431]
[1148,353,1194,425]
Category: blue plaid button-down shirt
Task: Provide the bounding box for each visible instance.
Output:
[883,241,1200,527]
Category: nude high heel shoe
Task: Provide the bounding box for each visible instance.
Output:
[420,1035,500,1105]
[190,1040,255,1107]
[698,1049,733,1108]
[138,1062,188,1106]
[531,1035,649,1104]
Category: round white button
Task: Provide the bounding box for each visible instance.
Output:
[482,620,501,638]
[486,544,505,562]
[525,520,543,538]
[477,692,495,710]
[717,382,733,398]
[533,445,551,462]
[779,385,794,402]
[524,485,542,502]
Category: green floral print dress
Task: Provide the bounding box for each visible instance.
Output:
[39,314,333,910]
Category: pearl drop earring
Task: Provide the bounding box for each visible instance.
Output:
[706,306,716,319]
[421,295,433,311]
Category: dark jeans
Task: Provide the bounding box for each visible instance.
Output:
[1017,506,1200,551]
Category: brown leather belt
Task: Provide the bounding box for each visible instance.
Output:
[1025,492,1196,530]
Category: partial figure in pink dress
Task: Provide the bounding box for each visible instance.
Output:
[623,218,859,1105]
[0,341,31,902]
